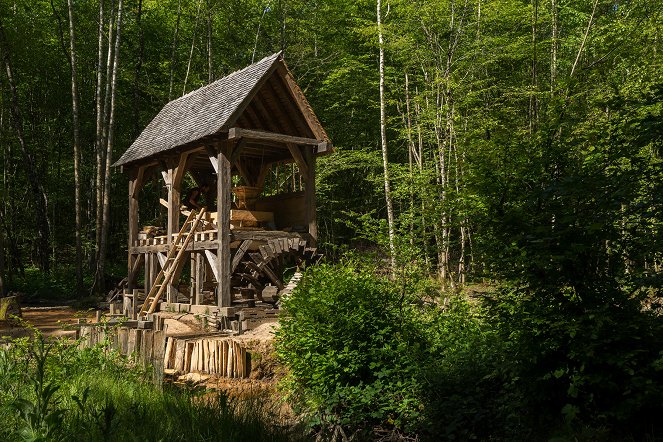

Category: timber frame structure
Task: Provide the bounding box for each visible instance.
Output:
[113,53,331,320]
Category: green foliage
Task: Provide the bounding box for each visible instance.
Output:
[276,262,426,435]
[484,285,663,435]
[0,334,300,442]
[277,261,663,439]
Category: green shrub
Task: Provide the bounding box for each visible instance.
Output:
[484,285,663,437]
[276,262,427,436]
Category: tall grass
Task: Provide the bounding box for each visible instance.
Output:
[0,333,300,441]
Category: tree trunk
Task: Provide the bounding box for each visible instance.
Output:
[168,0,183,101]
[550,0,558,90]
[206,0,213,83]
[67,0,84,295]
[92,0,105,270]
[96,0,114,267]
[0,21,50,273]
[377,0,396,272]
[530,0,539,134]
[97,0,123,294]
[133,0,144,136]
[0,198,5,296]
[183,0,203,95]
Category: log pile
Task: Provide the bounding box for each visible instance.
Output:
[163,336,249,378]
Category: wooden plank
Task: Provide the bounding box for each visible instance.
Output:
[175,340,185,372]
[231,240,251,273]
[230,230,302,242]
[228,127,323,147]
[230,210,274,223]
[217,149,232,308]
[204,250,220,281]
[222,341,228,377]
[164,337,174,369]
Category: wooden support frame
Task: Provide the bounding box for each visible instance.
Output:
[303,145,317,245]
[128,166,146,292]
[216,146,232,308]
[165,152,190,302]
[228,127,326,148]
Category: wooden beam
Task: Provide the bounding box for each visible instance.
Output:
[303,145,317,246]
[222,59,280,132]
[156,252,167,267]
[217,150,232,308]
[206,145,219,173]
[228,127,323,147]
[262,79,303,136]
[204,250,220,282]
[286,143,309,178]
[127,253,145,288]
[127,167,144,292]
[231,240,251,272]
[275,63,329,141]
[230,230,303,241]
[268,74,314,137]
[230,138,246,165]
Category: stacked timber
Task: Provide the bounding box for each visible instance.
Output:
[163,336,249,378]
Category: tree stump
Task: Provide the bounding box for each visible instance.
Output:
[0,295,21,324]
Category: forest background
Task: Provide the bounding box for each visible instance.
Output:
[0,0,662,439]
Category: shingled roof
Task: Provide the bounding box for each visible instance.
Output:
[115,52,322,168]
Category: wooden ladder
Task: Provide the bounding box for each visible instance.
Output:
[138,208,207,318]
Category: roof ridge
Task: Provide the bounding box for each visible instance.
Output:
[168,52,282,105]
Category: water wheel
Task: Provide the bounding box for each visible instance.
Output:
[232,237,321,305]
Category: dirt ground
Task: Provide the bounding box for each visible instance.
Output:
[0,306,95,339]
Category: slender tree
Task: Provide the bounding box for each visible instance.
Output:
[377,0,396,271]
[0,21,51,273]
[97,0,123,294]
[66,0,84,295]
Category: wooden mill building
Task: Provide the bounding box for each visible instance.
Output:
[113,52,331,321]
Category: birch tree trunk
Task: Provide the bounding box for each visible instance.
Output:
[133,0,144,136]
[96,0,115,265]
[377,0,396,272]
[0,22,50,273]
[0,192,4,295]
[168,0,183,100]
[550,0,558,90]
[92,0,105,270]
[207,0,213,83]
[97,0,123,294]
[183,0,203,95]
[67,0,84,294]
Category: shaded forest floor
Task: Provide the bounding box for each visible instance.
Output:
[0,306,94,339]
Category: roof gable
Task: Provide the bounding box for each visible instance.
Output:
[115,52,327,168]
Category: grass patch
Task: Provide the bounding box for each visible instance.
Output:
[0,333,301,441]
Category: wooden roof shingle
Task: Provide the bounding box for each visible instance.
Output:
[115,52,292,167]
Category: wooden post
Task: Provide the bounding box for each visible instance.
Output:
[128,167,144,292]
[166,152,188,303]
[217,146,232,308]
[303,145,317,246]
[195,252,204,305]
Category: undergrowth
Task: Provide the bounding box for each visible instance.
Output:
[0,332,300,441]
[276,260,663,441]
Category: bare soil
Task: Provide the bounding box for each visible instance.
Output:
[0,306,94,339]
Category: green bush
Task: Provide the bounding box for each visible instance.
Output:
[276,262,426,436]
[484,285,663,437]
[276,261,663,440]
